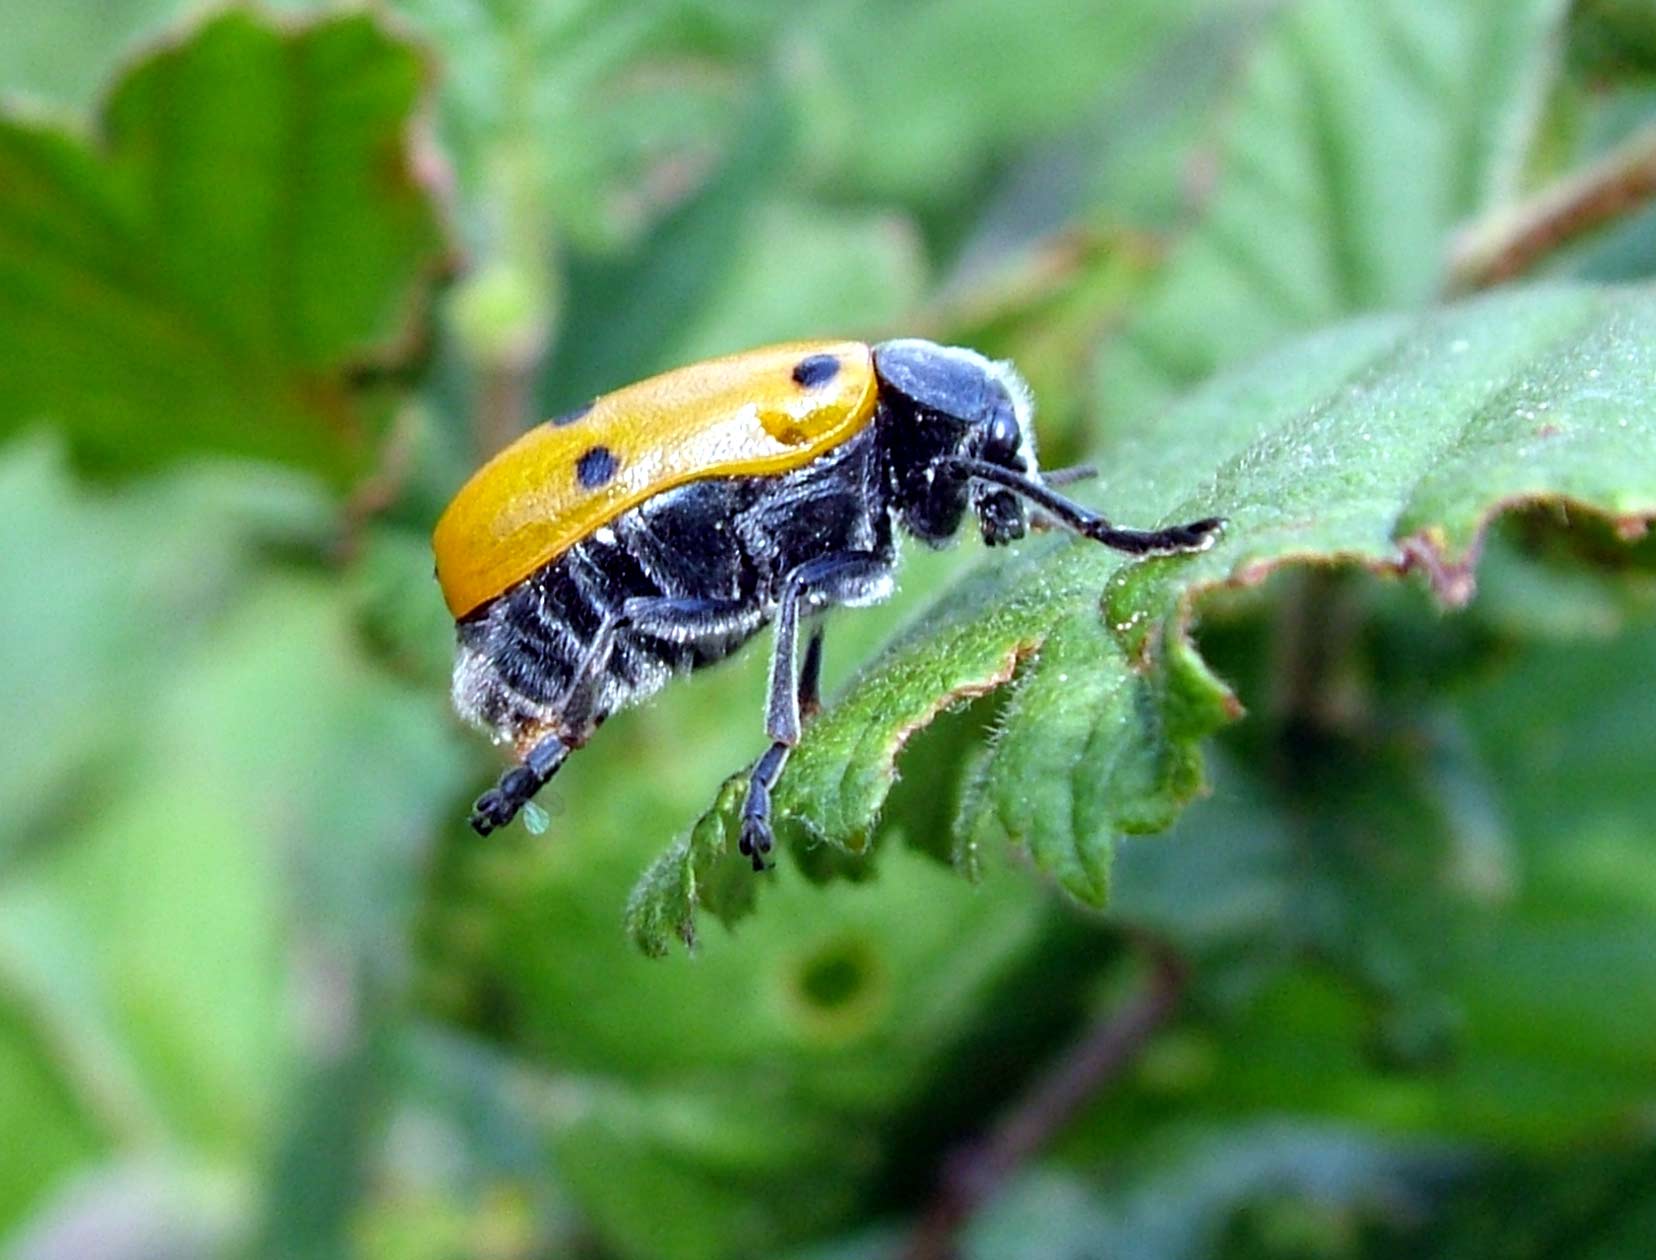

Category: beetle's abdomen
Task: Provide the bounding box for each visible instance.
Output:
[450,480,764,750]
[448,425,892,753]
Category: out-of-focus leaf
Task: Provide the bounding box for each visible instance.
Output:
[351,525,460,690]
[5,1160,241,1260]
[800,0,1217,207]
[631,284,1656,953]
[933,231,1162,463]
[944,3,1263,283]
[1570,0,1656,79]
[1382,1143,1656,1260]
[0,436,331,857]
[394,0,767,253]
[0,0,180,107]
[537,87,930,411]
[0,9,450,483]
[0,437,336,1230]
[0,993,109,1230]
[963,1122,1457,1260]
[0,567,466,1236]
[537,82,791,407]
[1466,516,1656,640]
[1096,0,1571,428]
[1079,612,1656,1152]
[656,198,923,365]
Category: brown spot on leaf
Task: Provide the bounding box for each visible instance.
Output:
[1398,532,1479,607]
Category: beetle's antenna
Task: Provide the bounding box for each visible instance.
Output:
[1023,465,1098,529]
[1042,463,1097,487]
[944,456,1223,556]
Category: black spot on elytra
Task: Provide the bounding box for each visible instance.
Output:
[552,401,594,426]
[576,446,618,488]
[792,354,840,388]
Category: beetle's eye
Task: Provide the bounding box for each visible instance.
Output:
[985,409,1021,462]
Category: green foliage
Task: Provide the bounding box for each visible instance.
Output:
[0,8,450,482]
[4,2,1656,1259]
[1098,0,1572,424]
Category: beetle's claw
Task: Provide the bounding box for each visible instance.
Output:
[1180,516,1226,549]
[738,816,774,872]
[470,789,515,836]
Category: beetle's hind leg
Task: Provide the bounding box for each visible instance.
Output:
[740,554,890,871]
[467,608,629,836]
[471,732,570,835]
[471,594,756,837]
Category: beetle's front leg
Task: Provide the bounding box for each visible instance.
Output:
[940,456,1225,556]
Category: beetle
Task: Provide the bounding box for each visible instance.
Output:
[433,339,1223,869]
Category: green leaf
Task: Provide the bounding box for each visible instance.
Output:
[392,0,764,254]
[0,573,466,1137]
[630,283,1656,953]
[800,0,1219,206]
[1095,0,1571,428]
[1570,0,1656,79]
[0,8,450,483]
[1107,638,1656,1145]
[653,198,924,366]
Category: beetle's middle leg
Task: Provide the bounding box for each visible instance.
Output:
[797,623,826,721]
[470,594,755,835]
[740,553,891,870]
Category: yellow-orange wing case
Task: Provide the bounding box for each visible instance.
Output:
[433,340,879,617]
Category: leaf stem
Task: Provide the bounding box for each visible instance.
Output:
[905,936,1187,1260]
[1447,122,1656,294]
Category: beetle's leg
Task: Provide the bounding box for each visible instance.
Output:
[738,626,825,869]
[941,456,1224,555]
[471,732,570,836]
[797,623,826,721]
[470,595,753,836]
[556,595,756,736]
[741,553,891,870]
[469,608,630,835]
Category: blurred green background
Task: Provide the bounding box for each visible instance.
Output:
[2,1,1655,1257]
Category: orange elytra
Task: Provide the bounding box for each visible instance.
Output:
[433,340,877,617]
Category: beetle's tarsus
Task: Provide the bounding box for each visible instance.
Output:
[1092,514,1226,555]
[470,788,515,836]
[740,746,784,873]
[470,734,569,837]
[738,816,774,871]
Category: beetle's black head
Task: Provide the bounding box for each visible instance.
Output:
[872,339,1038,547]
